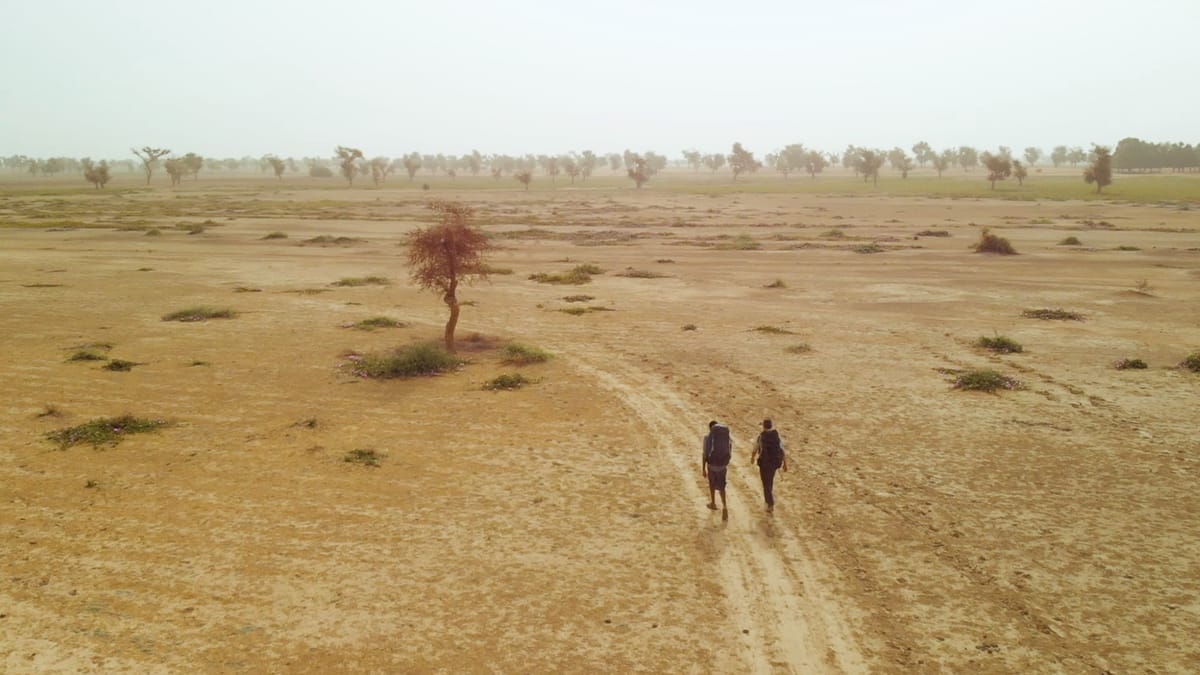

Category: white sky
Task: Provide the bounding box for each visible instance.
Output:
[1,0,1196,160]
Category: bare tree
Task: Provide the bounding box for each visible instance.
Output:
[335,146,364,186]
[132,146,170,185]
[406,201,492,352]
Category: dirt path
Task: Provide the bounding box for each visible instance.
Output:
[567,351,865,674]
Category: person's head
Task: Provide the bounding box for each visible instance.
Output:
[708,420,718,430]
[762,418,773,430]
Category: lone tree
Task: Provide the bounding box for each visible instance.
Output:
[265,155,286,179]
[1083,145,1112,194]
[335,146,364,186]
[728,142,761,181]
[1023,147,1042,166]
[402,152,422,181]
[981,151,1012,189]
[931,148,955,178]
[626,154,650,189]
[81,159,111,188]
[132,146,170,185]
[181,152,204,180]
[164,158,186,186]
[406,201,492,353]
[803,150,827,179]
[854,150,883,186]
[514,169,532,190]
[912,141,934,167]
[1013,160,1028,186]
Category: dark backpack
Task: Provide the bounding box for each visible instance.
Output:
[708,425,731,466]
[759,429,783,468]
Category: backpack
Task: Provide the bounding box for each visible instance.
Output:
[759,429,783,468]
[708,424,731,466]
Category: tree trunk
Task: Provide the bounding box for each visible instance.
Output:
[444,292,460,353]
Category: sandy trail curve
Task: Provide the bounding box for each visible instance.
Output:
[566,350,865,674]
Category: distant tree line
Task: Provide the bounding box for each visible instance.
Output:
[1112,138,1200,173]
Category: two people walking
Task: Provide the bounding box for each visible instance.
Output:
[702,418,789,516]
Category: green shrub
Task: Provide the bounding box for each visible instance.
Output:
[344,448,382,466]
[1114,358,1148,370]
[483,373,533,391]
[46,415,168,449]
[953,369,1023,392]
[348,316,406,330]
[331,275,389,287]
[262,231,288,240]
[1022,308,1085,321]
[975,229,1017,255]
[976,335,1024,353]
[573,264,604,275]
[1058,236,1082,246]
[1182,352,1200,372]
[501,343,551,365]
[350,342,464,379]
[162,306,237,322]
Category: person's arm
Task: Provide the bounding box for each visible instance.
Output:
[702,434,710,475]
[750,433,760,465]
[781,442,788,472]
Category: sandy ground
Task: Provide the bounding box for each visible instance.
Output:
[2,180,1199,673]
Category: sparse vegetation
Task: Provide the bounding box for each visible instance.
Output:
[175,223,206,235]
[754,325,795,335]
[1058,236,1083,246]
[558,306,613,315]
[348,342,464,379]
[953,369,1024,392]
[682,324,698,331]
[233,286,262,293]
[975,229,1017,255]
[1114,245,1141,251]
[1022,308,1085,321]
[785,343,812,354]
[976,335,1024,353]
[562,295,594,302]
[37,405,64,418]
[347,316,406,330]
[483,373,533,391]
[262,231,288,240]
[501,343,551,365]
[854,244,885,254]
[304,235,363,246]
[1132,279,1154,295]
[343,448,382,467]
[1114,358,1148,370]
[480,264,513,275]
[331,275,389,287]
[162,306,237,322]
[916,230,950,237]
[716,234,760,250]
[530,265,601,285]
[68,349,108,362]
[103,359,138,372]
[764,279,787,288]
[145,228,161,236]
[617,268,667,278]
[46,414,168,449]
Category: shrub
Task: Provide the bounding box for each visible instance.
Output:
[822,229,845,238]
[162,306,237,322]
[617,268,667,278]
[233,286,262,293]
[916,230,950,237]
[103,359,138,372]
[1114,358,1148,370]
[46,415,168,449]
[682,324,697,331]
[144,228,161,237]
[976,335,1024,353]
[854,244,885,254]
[562,295,594,303]
[764,279,786,288]
[716,234,760,250]
[483,373,533,391]
[1182,352,1200,372]
[480,264,513,275]
[331,275,389,287]
[1115,245,1141,251]
[262,231,288,240]
[348,316,405,330]
[344,448,382,466]
[175,223,206,235]
[558,306,613,315]
[1058,236,1082,246]
[529,268,593,285]
[1132,279,1154,295]
[501,343,551,365]
[350,342,464,379]
[1022,308,1085,321]
[953,369,1023,392]
[785,343,812,354]
[754,325,795,335]
[304,235,363,246]
[975,229,1017,255]
[68,349,108,362]
[656,258,675,263]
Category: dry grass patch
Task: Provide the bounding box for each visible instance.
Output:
[501,343,551,365]
[975,229,1018,255]
[1114,358,1148,370]
[753,325,795,335]
[343,448,382,467]
[346,342,464,379]
[482,373,535,391]
[46,415,168,449]
[331,275,389,287]
[950,369,1024,392]
[976,335,1024,353]
[162,306,237,322]
[1181,352,1200,372]
[345,316,406,331]
[1022,308,1085,321]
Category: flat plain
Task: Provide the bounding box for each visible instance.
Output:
[2,169,1198,673]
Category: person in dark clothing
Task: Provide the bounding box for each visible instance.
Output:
[702,420,731,520]
[750,418,788,513]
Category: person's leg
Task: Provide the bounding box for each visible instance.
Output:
[760,466,776,510]
[708,484,716,508]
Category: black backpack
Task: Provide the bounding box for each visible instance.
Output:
[759,429,783,468]
[708,424,731,466]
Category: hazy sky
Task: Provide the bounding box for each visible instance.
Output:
[2,0,1196,160]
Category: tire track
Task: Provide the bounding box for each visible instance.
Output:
[567,352,865,674]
